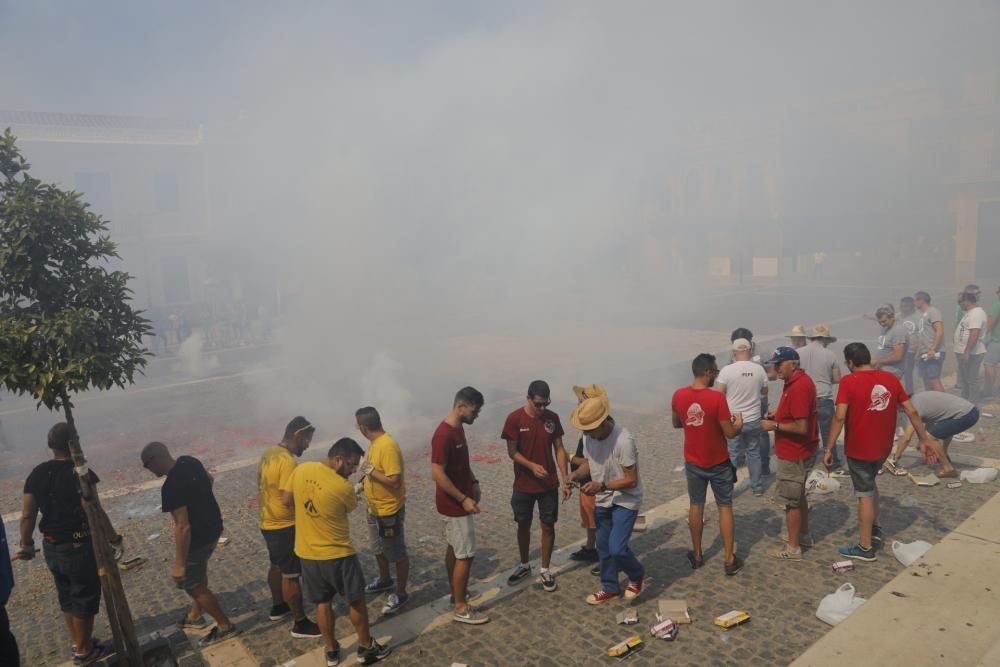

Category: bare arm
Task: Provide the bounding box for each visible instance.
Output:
[762,416,808,435]
[605,464,638,491]
[832,365,842,383]
[825,403,849,456]
[671,409,683,429]
[171,506,192,569]
[431,462,479,513]
[569,458,591,482]
[553,436,569,479]
[368,469,402,489]
[14,494,38,558]
[931,321,944,352]
[720,413,744,438]
[281,489,294,509]
[893,423,915,460]
[964,328,981,356]
[715,382,728,395]
[875,342,906,366]
[900,400,934,443]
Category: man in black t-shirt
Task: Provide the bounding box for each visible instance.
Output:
[141,442,238,646]
[14,423,117,664]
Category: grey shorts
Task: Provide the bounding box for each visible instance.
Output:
[847,457,885,498]
[442,514,476,559]
[300,554,366,604]
[366,508,408,563]
[776,453,817,509]
[986,343,1000,366]
[262,526,301,578]
[182,540,217,592]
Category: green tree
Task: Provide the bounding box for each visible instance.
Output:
[0,128,150,664]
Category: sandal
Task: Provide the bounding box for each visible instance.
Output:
[686,550,704,570]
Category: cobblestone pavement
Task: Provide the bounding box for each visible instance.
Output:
[6,393,1000,666]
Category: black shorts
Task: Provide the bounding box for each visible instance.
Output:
[43,541,101,616]
[262,527,301,577]
[511,488,559,524]
[301,554,366,605]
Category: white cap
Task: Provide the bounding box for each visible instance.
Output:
[732,338,752,352]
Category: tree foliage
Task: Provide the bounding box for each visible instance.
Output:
[0,128,151,410]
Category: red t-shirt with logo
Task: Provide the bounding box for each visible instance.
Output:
[671,386,732,469]
[836,369,908,462]
[501,408,565,494]
[431,421,474,517]
[774,369,820,461]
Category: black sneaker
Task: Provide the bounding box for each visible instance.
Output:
[507,563,531,586]
[724,555,744,576]
[198,624,241,647]
[325,647,341,667]
[268,602,292,621]
[569,546,599,562]
[72,640,112,665]
[364,578,395,595]
[540,571,558,592]
[590,562,601,576]
[357,638,392,665]
[291,618,322,638]
[871,525,884,549]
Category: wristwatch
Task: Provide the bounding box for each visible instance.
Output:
[774,422,780,433]
[600,482,607,492]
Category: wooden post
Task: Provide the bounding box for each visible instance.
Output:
[61,388,143,666]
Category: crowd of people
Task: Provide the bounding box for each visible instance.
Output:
[3,285,997,667]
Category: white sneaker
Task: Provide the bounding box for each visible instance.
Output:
[953,432,976,443]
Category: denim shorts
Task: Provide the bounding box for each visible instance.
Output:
[847,457,886,497]
[43,541,101,616]
[685,461,736,507]
[918,353,945,380]
[927,407,979,440]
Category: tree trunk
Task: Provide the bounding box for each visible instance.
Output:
[61,389,143,666]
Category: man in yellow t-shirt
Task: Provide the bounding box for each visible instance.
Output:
[355,406,409,616]
[257,416,319,638]
[281,438,391,666]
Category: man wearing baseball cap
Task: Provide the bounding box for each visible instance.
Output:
[762,347,819,561]
[566,390,644,605]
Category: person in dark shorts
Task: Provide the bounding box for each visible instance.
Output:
[15,423,118,664]
[257,417,320,637]
[826,343,934,562]
[502,380,569,592]
[282,438,391,666]
[671,354,744,575]
[888,392,977,477]
[141,442,238,646]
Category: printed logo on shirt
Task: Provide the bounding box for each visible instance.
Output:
[544,420,556,434]
[686,403,705,427]
[868,385,891,412]
[304,498,319,516]
[904,320,916,334]
[519,428,531,432]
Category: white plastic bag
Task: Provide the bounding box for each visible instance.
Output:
[806,469,840,494]
[959,467,998,484]
[815,583,866,626]
[892,539,932,566]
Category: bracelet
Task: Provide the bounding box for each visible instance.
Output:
[459,495,468,504]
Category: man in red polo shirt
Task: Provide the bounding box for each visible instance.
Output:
[825,343,934,562]
[671,353,745,575]
[761,346,819,561]
[430,386,489,625]
[502,380,569,592]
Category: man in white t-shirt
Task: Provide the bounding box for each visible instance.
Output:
[955,291,988,406]
[716,339,769,496]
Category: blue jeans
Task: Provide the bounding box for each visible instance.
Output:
[595,504,644,594]
[759,397,772,474]
[817,398,840,467]
[727,420,763,492]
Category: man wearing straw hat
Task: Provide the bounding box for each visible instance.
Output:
[786,324,808,350]
[798,325,843,471]
[566,389,645,605]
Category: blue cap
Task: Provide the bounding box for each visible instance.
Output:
[768,346,800,365]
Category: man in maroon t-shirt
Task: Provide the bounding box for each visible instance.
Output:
[826,343,934,562]
[671,353,745,576]
[502,380,569,592]
[430,386,489,626]
[761,347,819,561]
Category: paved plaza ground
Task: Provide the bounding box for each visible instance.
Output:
[6,390,1000,666]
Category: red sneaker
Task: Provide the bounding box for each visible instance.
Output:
[586,590,620,605]
[624,577,644,600]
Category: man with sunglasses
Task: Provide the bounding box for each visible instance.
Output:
[257,417,320,637]
[503,380,569,592]
[141,441,237,646]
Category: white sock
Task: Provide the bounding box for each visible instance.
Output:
[540,567,549,575]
